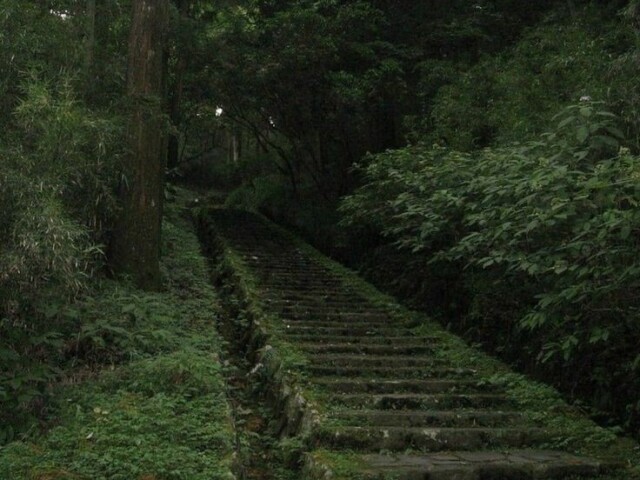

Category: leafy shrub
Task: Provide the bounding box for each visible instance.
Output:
[341,101,640,432]
[0,172,95,441]
[13,74,122,236]
[0,73,122,442]
[426,10,630,150]
[0,2,83,125]
[0,188,235,478]
[225,174,289,214]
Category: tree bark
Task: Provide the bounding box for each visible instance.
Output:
[110,0,170,290]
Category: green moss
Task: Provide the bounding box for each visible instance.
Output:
[304,450,376,480]
[0,187,236,480]
[0,387,234,480]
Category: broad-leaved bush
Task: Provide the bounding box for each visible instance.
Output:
[341,101,640,431]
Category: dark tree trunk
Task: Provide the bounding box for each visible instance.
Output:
[110,0,170,290]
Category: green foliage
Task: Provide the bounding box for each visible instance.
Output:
[0,2,83,123]
[0,172,93,439]
[0,72,122,439]
[204,0,406,198]
[13,74,122,228]
[0,364,234,480]
[426,10,631,150]
[0,189,236,478]
[225,174,290,213]
[0,72,119,306]
[341,101,640,432]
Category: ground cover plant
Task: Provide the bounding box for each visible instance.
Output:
[0,190,236,479]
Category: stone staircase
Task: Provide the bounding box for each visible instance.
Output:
[203,209,629,480]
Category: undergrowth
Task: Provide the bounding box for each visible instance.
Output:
[0,187,236,480]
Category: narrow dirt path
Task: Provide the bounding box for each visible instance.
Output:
[201,208,636,480]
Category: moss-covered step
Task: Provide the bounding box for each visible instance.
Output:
[329,409,526,428]
[284,334,441,344]
[307,364,478,379]
[328,392,515,410]
[298,342,437,355]
[308,354,451,370]
[304,450,608,480]
[311,378,501,394]
[274,313,393,324]
[311,425,547,451]
[200,208,640,480]
[280,324,411,336]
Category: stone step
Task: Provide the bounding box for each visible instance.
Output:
[260,287,354,297]
[258,271,335,279]
[275,311,392,323]
[240,254,323,263]
[244,262,328,273]
[299,343,436,356]
[280,323,401,334]
[330,409,525,428]
[268,294,378,303]
[308,354,446,369]
[351,451,606,480]
[236,243,294,249]
[275,315,392,326]
[258,280,344,289]
[265,295,361,305]
[259,274,338,283]
[248,262,312,269]
[308,364,476,379]
[244,262,340,270]
[248,264,334,272]
[225,239,287,246]
[312,378,498,394]
[330,393,514,410]
[282,325,414,337]
[284,334,439,345]
[243,250,313,256]
[280,324,407,338]
[267,299,376,310]
[312,426,545,452]
[272,306,392,316]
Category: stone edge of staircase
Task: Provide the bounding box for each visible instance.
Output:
[199,210,322,441]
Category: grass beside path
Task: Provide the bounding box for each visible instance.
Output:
[0,188,236,480]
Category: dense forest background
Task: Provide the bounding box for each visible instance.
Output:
[2,0,640,449]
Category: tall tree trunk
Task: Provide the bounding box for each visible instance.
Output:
[110,0,170,290]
